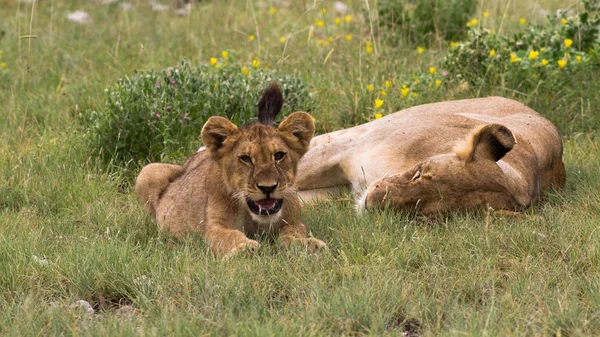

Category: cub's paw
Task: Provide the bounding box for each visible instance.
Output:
[226,238,260,257]
[283,237,327,253]
[304,237,328,252]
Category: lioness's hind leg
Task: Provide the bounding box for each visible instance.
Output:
[135,163,184,218]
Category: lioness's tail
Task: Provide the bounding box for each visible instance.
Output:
[135,163,184,219]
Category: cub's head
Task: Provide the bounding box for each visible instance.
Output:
[364,124,521,214]
[201,83,314,222]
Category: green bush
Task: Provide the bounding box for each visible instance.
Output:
[443,2,600,86]
[84,60,316,169]
[440,1,600,133]
[377,0,476,44]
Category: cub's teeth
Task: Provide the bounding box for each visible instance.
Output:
[258,205,263,214]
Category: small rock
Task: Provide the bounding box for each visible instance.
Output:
[32,255,48,266]
[174,4,192,16]
[71,300,95,315]
[151,3,169,11]
[334,1,348,14]
[67,11,92,24]
[120,3,133,11]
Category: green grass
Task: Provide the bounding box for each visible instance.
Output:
[1,0,600,335]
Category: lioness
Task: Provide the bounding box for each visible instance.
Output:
[297,97,566,214]
[136,83,326,256]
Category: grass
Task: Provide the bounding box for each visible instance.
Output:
[1,0,600,335]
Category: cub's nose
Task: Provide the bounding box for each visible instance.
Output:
[257,183,278,195]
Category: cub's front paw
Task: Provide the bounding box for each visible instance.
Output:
[283,237,327,253]
[304,237,327,252]
[225,238,260,257]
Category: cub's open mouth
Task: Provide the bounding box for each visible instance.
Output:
[246,197,283,216]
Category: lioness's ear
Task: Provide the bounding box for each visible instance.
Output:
[278,112,315,156]
[201,116,239,155]
[454,124,515,162]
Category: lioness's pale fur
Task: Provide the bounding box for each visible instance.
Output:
[136,84,326,256]
[297,97,565,214]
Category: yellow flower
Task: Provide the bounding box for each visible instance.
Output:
[316,20,324,27]
[375,99,384,109]
[241,66,249,76]
[401,87,409,97]
[365,41,373,47]
[328,37,333,42]
[210,57,217,65]
[541,59,549,66]
[0,62,6,68]
[222,51,228,59]
[321,8,327,14]
[564,39,573,48]
[374,113,383,119]
[449,41,459,48]
[413,78,419,84]
[345,34,352,41]
[561,18,567,25]
[470,18,478,26]
[367,84,374,92]
[412,92,418,98]
[429,67,436,75]
[280,36,286,43]
[576,55,582,62]
[252,59,261,68]
[270,7,277,14]
[215,63,222,69]
[344,15,352,23]
[557,59,567,69]
[417,47,424,54]
[483,11,489,18]
[489,49,496,57]
[519,18,526,25]
[529,51,539,60]
[366,46,373,53]
[249,35,255,41]
[510,53,517,62]
[335,18,341,25]
[435,79,442,87]
[380,90,387,96]
[385,80,392,88]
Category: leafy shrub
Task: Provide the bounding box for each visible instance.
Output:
[84,60,316,169]
[377,0,476,44]
[441,0,600,133]
[443,2,600,86]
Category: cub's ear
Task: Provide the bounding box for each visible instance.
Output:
[201,116,239,155]
[454,124,515,162]
[278,112,315,156]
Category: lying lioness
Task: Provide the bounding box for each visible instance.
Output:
[136,83,326,256]
[297,97,566,214]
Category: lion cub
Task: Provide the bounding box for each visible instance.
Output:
[135,83,326,256]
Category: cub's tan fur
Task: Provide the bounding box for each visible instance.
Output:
[136,84,326,256]
[297,97,565,214]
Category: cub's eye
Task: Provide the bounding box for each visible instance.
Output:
[239,155,252,164]
[274,152,286,161]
